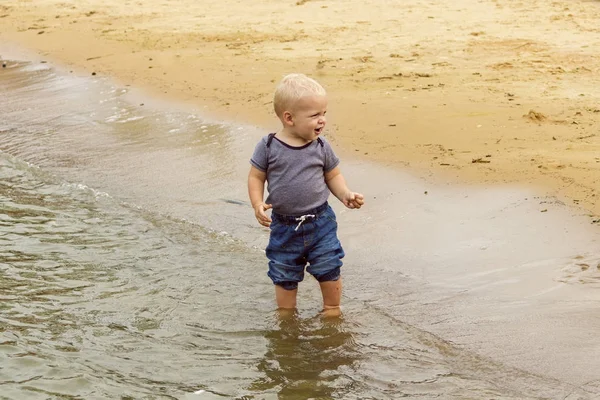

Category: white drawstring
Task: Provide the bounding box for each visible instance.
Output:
[294,214,315,231]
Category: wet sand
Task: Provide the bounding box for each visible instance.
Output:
[1,0,600,215]
[341,162,600,389]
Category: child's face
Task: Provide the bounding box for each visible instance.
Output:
[287,95,328,142]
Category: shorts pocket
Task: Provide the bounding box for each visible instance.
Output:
[324,207,338,224]
[269,219,289,248]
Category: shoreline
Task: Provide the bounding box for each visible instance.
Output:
[1,0,600,217]
[5,5,600,391]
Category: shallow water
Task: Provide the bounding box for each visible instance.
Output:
[2,51,600,399]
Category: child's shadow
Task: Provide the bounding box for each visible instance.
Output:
[247,311,360,399]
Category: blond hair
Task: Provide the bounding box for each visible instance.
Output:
[273,73,326,117]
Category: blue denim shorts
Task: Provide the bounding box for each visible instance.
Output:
[266,202,345,290]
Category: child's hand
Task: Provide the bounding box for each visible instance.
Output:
[254,202,273,227]
[342,192,364,209]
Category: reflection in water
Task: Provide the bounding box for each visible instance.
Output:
[250,313,358,399]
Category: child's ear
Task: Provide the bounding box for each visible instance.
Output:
[282,111,294,126]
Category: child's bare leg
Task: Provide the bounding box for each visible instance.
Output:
[319,277,342,317]
[275,285,298,310]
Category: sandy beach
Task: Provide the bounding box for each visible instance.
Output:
[1,0,600,216]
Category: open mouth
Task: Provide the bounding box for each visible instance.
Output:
[315,127,323,135]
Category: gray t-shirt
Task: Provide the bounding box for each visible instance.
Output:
[250,134,340,215]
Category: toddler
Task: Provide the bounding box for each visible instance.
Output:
[248,73,364,316]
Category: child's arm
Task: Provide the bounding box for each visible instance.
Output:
[324,167,364,209]
[248,166,272,227]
